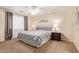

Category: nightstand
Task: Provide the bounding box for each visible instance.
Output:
[51,32,61,41]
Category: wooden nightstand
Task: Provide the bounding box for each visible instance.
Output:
[51,32,61,41]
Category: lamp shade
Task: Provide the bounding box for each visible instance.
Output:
[53,24,59,28]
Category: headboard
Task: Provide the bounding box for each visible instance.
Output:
[36,26,52,31]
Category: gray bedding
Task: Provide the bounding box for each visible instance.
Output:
[17,30,51,48]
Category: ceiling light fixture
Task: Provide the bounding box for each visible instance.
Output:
[28,6,40,15]
[31,10,37,15]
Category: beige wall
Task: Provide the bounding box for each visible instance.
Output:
[28,16,32,31]
[0,10,5,41]
[28,7,75,42]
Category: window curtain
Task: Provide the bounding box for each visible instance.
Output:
[5,12,13,39]
[24,16,28,30]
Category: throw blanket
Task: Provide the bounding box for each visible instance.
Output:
[18,30,51,48]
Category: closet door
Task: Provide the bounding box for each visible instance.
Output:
[5,12,13,39]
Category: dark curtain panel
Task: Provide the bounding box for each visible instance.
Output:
[5,12,13,39]
[24,16,28,30]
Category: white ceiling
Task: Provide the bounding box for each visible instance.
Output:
[0,6,72,16]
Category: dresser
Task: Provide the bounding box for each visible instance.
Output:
[51,32,61,41]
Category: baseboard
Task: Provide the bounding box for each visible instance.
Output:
[0,39,5,42]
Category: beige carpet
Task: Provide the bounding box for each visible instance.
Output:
[0,39,78,53]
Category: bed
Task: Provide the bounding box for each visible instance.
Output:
[17,26,52,48]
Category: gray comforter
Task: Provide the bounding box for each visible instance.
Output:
[18,30,51,48]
